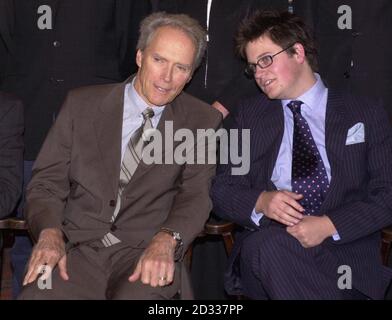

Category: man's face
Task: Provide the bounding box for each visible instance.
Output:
[245,35,304,100]
[134,26,196,107]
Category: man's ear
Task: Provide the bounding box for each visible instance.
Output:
[292,43,306,64]
[136,49,143,68]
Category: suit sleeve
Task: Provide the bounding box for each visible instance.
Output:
[0,97,23,217]
[25,93,74,241]
[210,101,268,229]
[161,110,222,259]
[327,102,392,244]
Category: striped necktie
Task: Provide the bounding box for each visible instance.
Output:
[102,107,155,247]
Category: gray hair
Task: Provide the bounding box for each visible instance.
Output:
[137,12,207,69]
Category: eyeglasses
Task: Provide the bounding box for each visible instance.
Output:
[245,43,296,77]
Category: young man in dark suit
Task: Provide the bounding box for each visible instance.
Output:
[211,10,392,299]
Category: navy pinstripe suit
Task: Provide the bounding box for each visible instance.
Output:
[211,89,392,299]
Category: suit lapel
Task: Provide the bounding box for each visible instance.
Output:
[321,89,347,211]
[126,97,186,187]
[93,80,128,194]
[265,100,285,190]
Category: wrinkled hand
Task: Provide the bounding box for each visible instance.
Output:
[255,190,304,226]
[129,232,176,287]
[23,228,68,286]
[287,215,337,248]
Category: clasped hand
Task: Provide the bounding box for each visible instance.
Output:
[256,191,336,248]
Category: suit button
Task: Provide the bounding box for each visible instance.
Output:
[110,225,117,232]
[53,40,61,47]
[344,71,350,79]
[109,200,116,207]
[61,220,68,226]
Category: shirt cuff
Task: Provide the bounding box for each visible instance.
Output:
[332,233,341,241]
[251,208,264,226]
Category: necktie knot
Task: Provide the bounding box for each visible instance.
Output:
[142,108,154,120]
[287,100,303,116]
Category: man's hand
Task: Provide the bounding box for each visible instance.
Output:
[23,228,68,285]
[287,215,337,248]
[129,232,176,287]
[212,101,230,119]
[255,190,304,226]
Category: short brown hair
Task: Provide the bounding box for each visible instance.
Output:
[236,10,318,72]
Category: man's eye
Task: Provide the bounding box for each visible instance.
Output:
[153,57,163,62]
[177,65,188,72]
[260,56,271,64]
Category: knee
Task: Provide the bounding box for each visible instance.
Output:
[240,228,293,264]
[108,281,170,300]
[108,273,183,300]
[17,282,52,300]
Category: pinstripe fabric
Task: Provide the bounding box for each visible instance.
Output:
[102,108,154,247]
[211,89,392,299]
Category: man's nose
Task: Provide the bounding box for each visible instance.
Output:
[254,64,266,79]
[163,66,174,82]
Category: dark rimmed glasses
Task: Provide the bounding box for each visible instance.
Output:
[245,43,296,76]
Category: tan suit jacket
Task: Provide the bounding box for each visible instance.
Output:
[25,77,222,298]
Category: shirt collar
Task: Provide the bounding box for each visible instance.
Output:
[281,73,326,110]
[125,78,166,119]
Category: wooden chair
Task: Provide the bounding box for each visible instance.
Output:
[0,217,28,292]
[185,218,235,271]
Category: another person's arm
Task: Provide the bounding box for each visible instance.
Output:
[0,94,23,217]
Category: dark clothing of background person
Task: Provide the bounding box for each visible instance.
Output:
[0,91,23,218]
[0,0,151,298]
[0,0,151,160]
[298,0,392,117]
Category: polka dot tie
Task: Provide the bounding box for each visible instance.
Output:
[287,100,329,215]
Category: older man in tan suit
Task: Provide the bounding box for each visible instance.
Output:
[19,12,221,299]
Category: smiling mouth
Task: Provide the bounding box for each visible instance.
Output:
[263,79,275,88]
[155,85,170,93]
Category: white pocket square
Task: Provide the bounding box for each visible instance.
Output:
[346,122,365,145]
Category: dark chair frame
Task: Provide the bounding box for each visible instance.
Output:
[0,218,28,293]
